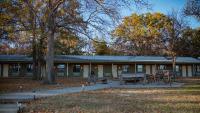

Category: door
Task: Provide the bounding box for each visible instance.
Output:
[83,65,89,78]
[152,65,156,75]
[187,65,192,77]
[145,65,151,74]
[98,65,103,78]
[3,64,9,77]
[112,65,118,78]
[182,65,187,77]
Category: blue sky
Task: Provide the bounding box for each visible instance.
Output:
[121,0,200,28]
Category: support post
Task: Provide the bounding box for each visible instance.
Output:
[90,62,91,76]
[66,63,69,77]
[0,64,1,77]
[192,64,195,76]
[135,63,136,74]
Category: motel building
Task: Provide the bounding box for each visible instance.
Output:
[0,55,200,78]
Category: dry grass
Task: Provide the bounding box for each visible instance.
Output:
[25,78,200,113]
[0,77,86,93]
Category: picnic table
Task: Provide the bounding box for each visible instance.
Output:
[120,73,145,84]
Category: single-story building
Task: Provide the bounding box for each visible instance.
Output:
[0,55,200,78]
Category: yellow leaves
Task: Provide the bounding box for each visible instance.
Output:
[113,12,172,41]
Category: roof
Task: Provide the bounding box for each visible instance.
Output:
[0,55,200,64]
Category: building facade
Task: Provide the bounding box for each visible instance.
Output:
[0,55,200,78]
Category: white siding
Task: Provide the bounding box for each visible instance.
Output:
[112,65,118,78]
[83,65,89,78]
[3,64,9,77]
[187,65,192,77]
[145,65,151,74]
[98,65,103,78]
[182,65,187,77]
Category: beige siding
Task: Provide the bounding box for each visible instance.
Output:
[112,65,118,78]
[187,65,192,77]
[3,64,9,77]
[145,65,151,74]
[182,65,187,77]
[98,65,103,78]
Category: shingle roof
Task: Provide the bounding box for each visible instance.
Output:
[0,55,200,64]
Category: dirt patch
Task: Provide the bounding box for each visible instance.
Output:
[0,77,87,93]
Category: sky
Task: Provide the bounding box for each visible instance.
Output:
[121,0,200,28]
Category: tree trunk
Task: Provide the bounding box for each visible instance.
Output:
[45,30,55,84]
[172,56,176,81]
[32,38,38,80]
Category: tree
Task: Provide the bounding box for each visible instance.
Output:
[174,28,200,57]
[92,37,111,55]
[184,0,200,21]
[1,0,148,84]
[113,13,171,55]
[162,11,188,80]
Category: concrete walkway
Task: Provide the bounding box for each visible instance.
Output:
[0,81,184,102]
[0,81,184,113]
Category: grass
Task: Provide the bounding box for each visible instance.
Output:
[24,77,200,113]
[0,77,86,93]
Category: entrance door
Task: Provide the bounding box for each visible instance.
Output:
[112,65,118,78]
[98,65,103,78]
[146,65,151,74]
[152,65,156,75]
[182,65,187,77]
[187,65,192,77]
[83,65,89,78]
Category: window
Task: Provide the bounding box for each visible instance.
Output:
[137,65,143,73]
[122,65,129,73]
[197,65,200,72]
[73,65,81,73]
[57,64,65,72]
[26,64,33,73]
[159,65,165,70]
[175,65,180,72]
[9,64,20,73]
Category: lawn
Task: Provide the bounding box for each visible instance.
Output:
[0,77,86,93]
[25,78,200,113]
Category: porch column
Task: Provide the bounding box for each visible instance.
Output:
[192,64,195,76]
[66,63,69,77]
[0,64,1,77]
[90,62,91,76]
[3,64,9,77]
[135,63,136,74]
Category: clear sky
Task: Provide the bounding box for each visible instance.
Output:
[121,0,200,28]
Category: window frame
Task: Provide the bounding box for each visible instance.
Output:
[137,65,143,73]
[73,64,81,73]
